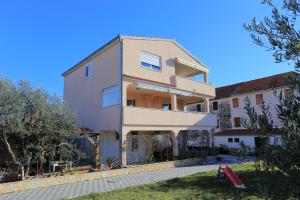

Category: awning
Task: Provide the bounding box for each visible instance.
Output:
[137,82,192,96]
[174,57,209,73]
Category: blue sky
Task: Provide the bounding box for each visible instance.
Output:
[0,0,294,96]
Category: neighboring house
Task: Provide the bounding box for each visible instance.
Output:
[63,35,217,166]
[210,72,297,148]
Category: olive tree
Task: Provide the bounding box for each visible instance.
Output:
[243,0,300,198]
[0,78,80,180]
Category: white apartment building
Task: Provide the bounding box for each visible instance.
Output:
[210,72,297,148]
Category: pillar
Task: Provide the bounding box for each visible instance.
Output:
[204,98,210,112]
[170,94,178,111]
[204,73,208,84]
[120,131,129,166]
[172,130,179,159]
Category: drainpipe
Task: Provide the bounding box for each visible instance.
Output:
[119,36,125,166]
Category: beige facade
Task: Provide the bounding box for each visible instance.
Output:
[63,35,217,166]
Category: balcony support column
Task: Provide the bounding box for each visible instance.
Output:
[204,98,210,112]
[120,130,130,166]
[170,94,178,111]
[204,73,208,84]
[171,130,179,159]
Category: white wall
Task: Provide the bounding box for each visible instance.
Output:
[211,87,288,130]
[214,135,256,148]
[101,132,120,164]
[214,135,282,149]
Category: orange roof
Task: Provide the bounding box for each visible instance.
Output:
[214,128,281,136]
[214,129,256,136]
[215,71,298,99]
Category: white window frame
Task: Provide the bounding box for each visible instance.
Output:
[85,63,92,77]
[140,51,161,72]
[101,85,121,108]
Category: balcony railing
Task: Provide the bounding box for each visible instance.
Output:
[123,106,217,127]
[174,76,215,97]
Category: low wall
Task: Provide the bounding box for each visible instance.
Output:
[0,158,206,195]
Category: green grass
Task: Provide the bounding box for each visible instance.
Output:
[70,163,272,200]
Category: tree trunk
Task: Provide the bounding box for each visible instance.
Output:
[2,133,18,164]
[95,135,100,167]
[20,166,25,181]
[39,150,45,175]
[24,165,30,179]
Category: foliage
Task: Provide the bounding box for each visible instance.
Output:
[236,141,254,163]
[207,147,219,156]
[217,102,232,130]
[244,0,300,198]
[217,145,231,154]
[244,0,300,70]
[106,157,117,165]
[0,77,81,180]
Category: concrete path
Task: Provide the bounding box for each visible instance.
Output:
[0,163,223,200]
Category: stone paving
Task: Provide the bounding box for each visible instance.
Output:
[0,163,223,200]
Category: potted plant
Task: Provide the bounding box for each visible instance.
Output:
[106,157,116,169]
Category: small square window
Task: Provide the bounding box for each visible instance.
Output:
[85,64,92,77]
[234,117,241,127]
[232,98,239,108]
[234,138,240,143]
[255,94,264,105]
[228,138,233,143]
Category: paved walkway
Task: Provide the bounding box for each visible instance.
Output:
[0,163,223,200]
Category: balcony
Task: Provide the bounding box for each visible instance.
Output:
[123,106,217,127]
[174,76,215,98]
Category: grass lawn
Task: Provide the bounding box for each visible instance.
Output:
[70,163,273,200]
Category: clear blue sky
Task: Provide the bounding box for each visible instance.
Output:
[0,0,294,96]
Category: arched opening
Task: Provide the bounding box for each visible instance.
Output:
[126,131,173,165]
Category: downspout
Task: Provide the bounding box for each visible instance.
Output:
[119,36,124,165]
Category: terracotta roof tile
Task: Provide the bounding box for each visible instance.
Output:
[214,129,256,136]
[214,128,281,136]
[215,71,298,99]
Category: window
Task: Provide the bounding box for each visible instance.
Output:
[234,117,241,127]
[255,94,264,105]
[140,51,161,71]
[101,85,120,108]
[228,138,233,143]
[234,138,240,143]
[131,136,139,152]
[232,98,239,108]
[85,63,92,77]
[162,103,171,111]
[212,101,218,111]
[127,99,136,107]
